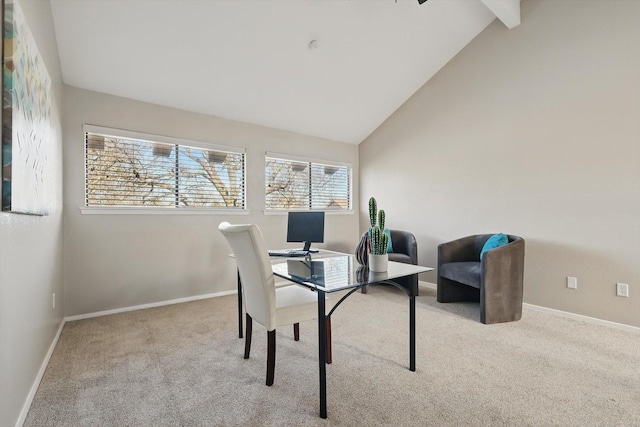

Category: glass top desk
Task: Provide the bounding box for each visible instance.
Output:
[236,250,432,419]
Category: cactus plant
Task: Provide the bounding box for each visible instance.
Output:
[368,197,389,255]
[368,197,377,229]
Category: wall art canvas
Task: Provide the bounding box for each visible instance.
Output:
[2,0,52,215]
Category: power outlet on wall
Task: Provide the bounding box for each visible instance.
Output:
[567,276,577,289]
[616,283,629,298]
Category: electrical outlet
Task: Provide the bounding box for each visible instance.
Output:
[616,283,629,298]
[567,276,577,289]
[52,293,56,309]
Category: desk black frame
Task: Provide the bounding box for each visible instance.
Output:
[235,252,432,419]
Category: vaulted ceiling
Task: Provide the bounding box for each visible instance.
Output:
[50,0,520,144]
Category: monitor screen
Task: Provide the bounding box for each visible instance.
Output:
[287,211,325,251]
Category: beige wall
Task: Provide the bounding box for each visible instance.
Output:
[62,86,359,316]
[359,0,640,327]
[0,0,64,425]
[4,1,637,423]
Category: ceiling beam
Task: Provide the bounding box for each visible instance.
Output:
[480,0,521,29]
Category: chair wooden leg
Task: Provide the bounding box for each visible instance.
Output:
[266,330,276,386]
[244,314,252,359]
[326,317,332,364]
[293,323,300,341]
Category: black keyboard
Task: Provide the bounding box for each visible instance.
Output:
[268,250,308,257]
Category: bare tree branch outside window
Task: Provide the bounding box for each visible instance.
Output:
[265,157,350,210]
[85,132,245,209]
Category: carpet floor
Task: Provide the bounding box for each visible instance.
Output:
[25,285,640,426]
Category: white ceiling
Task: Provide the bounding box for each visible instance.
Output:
[50,0,517,144]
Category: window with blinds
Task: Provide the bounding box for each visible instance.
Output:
[265,155,351,210]
[85,127,245,209]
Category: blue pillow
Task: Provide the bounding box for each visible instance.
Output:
[384,228,393,253]
[480,233,508,259]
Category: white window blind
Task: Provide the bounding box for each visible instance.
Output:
[265,155,351,210]
[85,127,245,209]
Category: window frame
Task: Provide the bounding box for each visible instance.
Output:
[81,124,247,215]
[264,151,353,214]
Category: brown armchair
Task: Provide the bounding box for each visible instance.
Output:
[437,234,525,324]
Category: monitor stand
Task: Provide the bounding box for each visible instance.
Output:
[302,241,319,253]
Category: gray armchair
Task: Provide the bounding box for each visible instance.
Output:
[437,234,525,324]
[388,230,419,295]
[360,229,419,295]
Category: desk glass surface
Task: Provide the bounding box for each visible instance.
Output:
[270,252,432,293]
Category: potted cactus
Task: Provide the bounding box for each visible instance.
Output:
[368,197,389,272]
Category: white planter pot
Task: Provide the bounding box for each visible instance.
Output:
[369,253,388,272]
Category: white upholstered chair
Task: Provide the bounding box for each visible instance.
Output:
[218,222,332,386]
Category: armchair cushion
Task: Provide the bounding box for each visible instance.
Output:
[384,228,394,253]
[439,262,481,289]
[480,233,508,259]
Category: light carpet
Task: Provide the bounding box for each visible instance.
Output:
[24,286,640,426]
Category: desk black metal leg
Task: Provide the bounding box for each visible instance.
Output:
[318,290,327,419]
[410,293,416,372]
[237,270,243,339]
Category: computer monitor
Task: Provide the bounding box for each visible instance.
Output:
[287,211,325,252]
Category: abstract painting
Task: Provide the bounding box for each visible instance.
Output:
[2,0,52,215]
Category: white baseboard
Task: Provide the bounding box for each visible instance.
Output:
[64,289,236,322]
[523,303,640,333]
[16,319,65,427]
[419,280,639,333]
[419,280,436,290]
